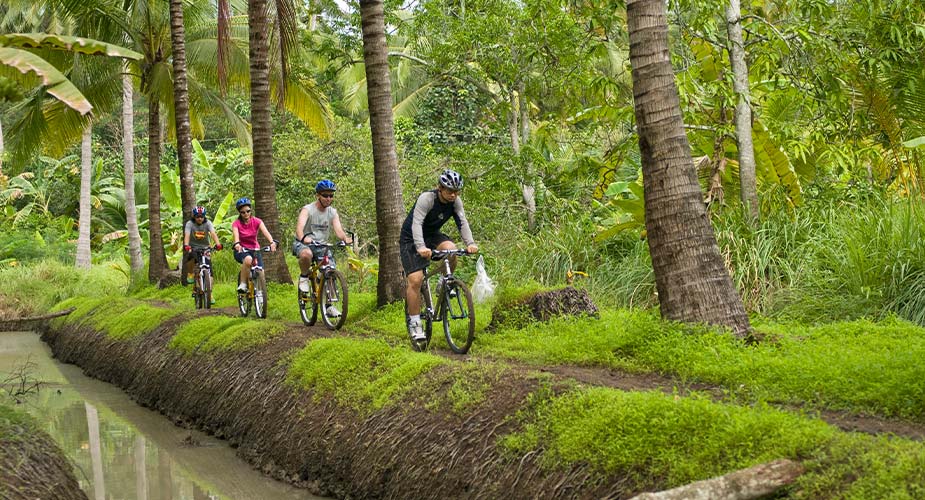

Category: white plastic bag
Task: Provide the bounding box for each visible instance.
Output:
[471,255,496,303]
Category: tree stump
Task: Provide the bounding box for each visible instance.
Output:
[487,286,598,331]
[157,270,182,289]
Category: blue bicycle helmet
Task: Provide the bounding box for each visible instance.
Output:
[315,179,336,193]
[191,206,207,218]
[235,197,252,211]
[439,169,463,190]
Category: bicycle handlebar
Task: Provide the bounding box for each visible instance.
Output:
[308,241,348,248]
[430,249,472,260]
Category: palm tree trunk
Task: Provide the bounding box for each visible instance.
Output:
[123,72,144,273]
[76,126,93,269]
[169,0,196,218]
[360,0,406,306]
[626,0,750,336]
[726,0,758,221]
[249,0,291,283]
[148,100,169,282]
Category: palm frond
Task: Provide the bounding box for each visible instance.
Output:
[271,78,332,139]
[393,81,433,118]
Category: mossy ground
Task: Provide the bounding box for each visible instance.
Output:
[38,275,925,497]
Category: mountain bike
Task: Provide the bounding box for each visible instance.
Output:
[237,245,273,319]
[298,241,349,330]
[406,249,475,354]
[190,246,218,309]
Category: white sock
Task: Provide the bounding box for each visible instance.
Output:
[409,314,421,324]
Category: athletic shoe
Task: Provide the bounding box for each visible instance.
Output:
[299,276,310,293]
[409,320,425,341]
[325,305,341,317]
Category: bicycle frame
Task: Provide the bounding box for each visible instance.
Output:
[413,249,470,338]
[238,245,272,318]
[298,241,349,329]
[194,248,212,288]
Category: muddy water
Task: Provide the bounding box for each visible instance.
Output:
[0,331,322,500]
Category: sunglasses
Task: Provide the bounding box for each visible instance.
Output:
[319,193,334,199]
[239,209,251,214]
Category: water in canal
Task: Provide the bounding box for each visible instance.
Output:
[0,331,323,500]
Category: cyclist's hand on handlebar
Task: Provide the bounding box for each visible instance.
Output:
[466,244,478,254]
[183,245,191,253]
[270,241,278,252]
[301,235,312,244]
[417,247,432,259]
[215,243,223,251]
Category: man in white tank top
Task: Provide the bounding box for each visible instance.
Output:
[293,180,352,313]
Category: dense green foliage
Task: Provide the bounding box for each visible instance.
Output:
[6,0,925,495]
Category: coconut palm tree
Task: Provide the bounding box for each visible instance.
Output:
[40,0,330,281]
[625,0,750,336]
[359,0,405,305]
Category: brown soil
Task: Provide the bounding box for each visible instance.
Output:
[0,412,87,500]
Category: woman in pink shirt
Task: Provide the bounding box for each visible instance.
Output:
[231,197,278,293]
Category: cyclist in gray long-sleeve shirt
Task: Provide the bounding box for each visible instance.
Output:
[400,169,478,342]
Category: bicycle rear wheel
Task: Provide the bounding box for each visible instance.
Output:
[253,271,268,319]
[320,269,348,330]
[441,279,475,354]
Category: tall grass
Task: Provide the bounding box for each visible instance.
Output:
[492,194,925,326]
[0,260,126,318]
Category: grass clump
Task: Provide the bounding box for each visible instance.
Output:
[171,316,247,353]
[501,386,925,497]
[287,337,446,411]
[50,295,181,340]
[797,433,925,498]
[0,404,34,441]
[500,387,835,488]
[422,362,509,415]
[93,303,181,340]
[171,316,287,353]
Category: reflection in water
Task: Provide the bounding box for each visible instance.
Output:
[86,402,106,500]
[0,331,322,500]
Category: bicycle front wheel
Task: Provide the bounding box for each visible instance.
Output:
[442,279,475,354]
[253,272,268,319]
[298,281,318,326]
[320,270,348,330]
[201,271,212,310]
[237,282,250,317]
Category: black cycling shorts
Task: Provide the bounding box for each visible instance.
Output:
[399,232,451,275]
